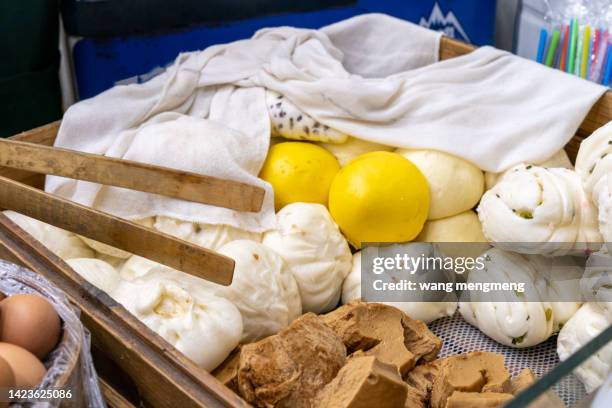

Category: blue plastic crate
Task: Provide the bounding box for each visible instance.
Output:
[71,0,496,99]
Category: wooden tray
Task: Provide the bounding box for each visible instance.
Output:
[0,36,610,408]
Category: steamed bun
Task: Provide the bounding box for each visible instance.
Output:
[3,211,94,259]
[78,217,155,259]
[213,240,301,342]
[396,149,484,220]
[263,203,352,313]
[113,269,242,371]
[154,216,261,250]
[557,303,612,392]
[416,210,489,258]
[318,137,393,166]
[267,90,348,143]
[66,258,121,293]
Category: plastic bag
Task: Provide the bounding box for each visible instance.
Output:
[0,260,106,408]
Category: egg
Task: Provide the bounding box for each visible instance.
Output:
[0,356,14,408]
[0,343,45,387]
[0,294,61,359]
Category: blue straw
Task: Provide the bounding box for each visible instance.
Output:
[603,43,612,86]
[536,28,548,63]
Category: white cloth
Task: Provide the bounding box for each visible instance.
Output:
[48,13,605,232]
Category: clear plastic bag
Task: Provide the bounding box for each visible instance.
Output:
[0,260,106,408]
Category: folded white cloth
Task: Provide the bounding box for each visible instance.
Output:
[48,13,605,232]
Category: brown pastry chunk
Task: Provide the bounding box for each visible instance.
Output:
[508,368,565,408]
[430,352,510,408]
[404,361,443,407]
[314,356,408,408]
[445,391,513,408]
[508,368,535,395]
[323,302,442,376]
[237,313,346,408]
[212,347,241,393]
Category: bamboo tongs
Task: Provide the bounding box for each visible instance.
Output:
[0,139,267,286]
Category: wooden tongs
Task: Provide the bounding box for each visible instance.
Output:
[0,139,266,286]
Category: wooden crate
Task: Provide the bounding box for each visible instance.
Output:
[0,36,610,407]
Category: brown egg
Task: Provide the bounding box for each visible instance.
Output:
[0,355,14,408]
[0,343,45,387]
[0,294,61,359]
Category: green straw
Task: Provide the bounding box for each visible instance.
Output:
[545,29,560,66]
[568,18,578,74]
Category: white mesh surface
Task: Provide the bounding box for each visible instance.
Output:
[428,312,586,406]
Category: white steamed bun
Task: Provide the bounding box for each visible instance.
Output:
[3,211,94,259]
[153,216,261,250]
[318,137,393,166]
[66,258,121,293]
[263,202,352,313]
[396,149,484,220]
[113,269,242,371]
[416,210,489,258]
[212,240,301,342]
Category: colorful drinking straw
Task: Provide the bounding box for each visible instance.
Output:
[536,28,548,63]
[560,24,569,72]
[581,25,591,78]
[604,43,612,86]
[590,28,601,80]
[545,29,560,67]
[568,19,578,73]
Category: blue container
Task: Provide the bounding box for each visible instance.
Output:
[71,0,496,100]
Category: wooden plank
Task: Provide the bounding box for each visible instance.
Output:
[10,121,60,146]
[100,379,138,408]
[439,36,475,60]
[0,139,264,212]
[0,122,60,187]
[0,215,248,408]
[0,177,234,286]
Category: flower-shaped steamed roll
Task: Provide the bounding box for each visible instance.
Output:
[558,303,612,393]
[485,149,573,190]
[460,248,561,348]
[478,165,601,255]
[576,121,612,243]
[263,203,352,313]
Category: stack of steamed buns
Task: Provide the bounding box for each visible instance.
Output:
[4,91,611,395]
